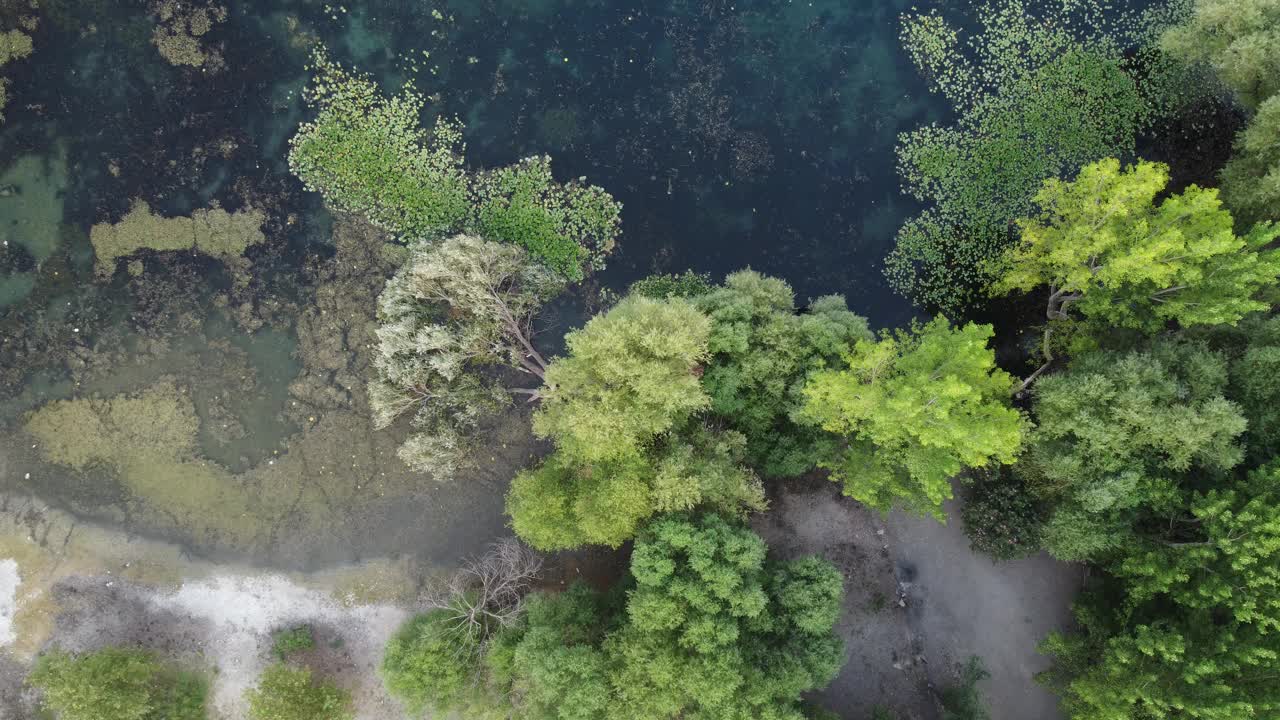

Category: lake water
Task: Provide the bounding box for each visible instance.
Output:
[0,0,934,569]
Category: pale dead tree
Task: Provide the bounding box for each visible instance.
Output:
[421,537,543,658]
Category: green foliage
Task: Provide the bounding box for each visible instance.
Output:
[939,656,991,720]
[498,515,845,720]
[694,270,872,478]
[371,234,562,479]
[28,647,206,720]
[1041,462,1280,720]
[801,316,1026,519]
[995,158,1280,334]
[471,156,620,280]
[1021,338,1246,562]
[889,0,1150,313]
[245,664,351,720]
[507,426,765,550]
[534,296,712,463]
[288,50,469,240]
[1221,95,1280,227]
[289,49,620,279]
[629,270,715,300]
[1160,0,1280,111]
[961,467,1044,561]
[1229,315,1280,460]
[271,625,314,659]
[381,609,485,716]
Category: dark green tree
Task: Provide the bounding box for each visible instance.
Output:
[693,270,872,478]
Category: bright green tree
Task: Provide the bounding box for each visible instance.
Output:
[994,159,1280,346]
[693,270,872,478]
[533,296,712,463]
[800,316,1026,519]
[888,0,1150,313]
[1041,462,1280,720]
[28,647,206,720]
[370,234,562,479]
[245,664,351,720]
[1021,339,1247,562]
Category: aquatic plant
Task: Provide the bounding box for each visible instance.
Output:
[89,199,266,280]
[288,49,620,280]
[150,0,228,69]
[887,0,1150,314]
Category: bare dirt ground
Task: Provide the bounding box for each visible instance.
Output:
[885,495,1083,720]
[755,478,1082,720]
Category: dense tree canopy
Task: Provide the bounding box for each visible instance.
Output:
[500,514,845,720]
[994,158,1280,336]
[1020,338,1246,562]
[1160,0,1280,111]
[693,270,871,478]
[370,234,562,479]
[800,316,1026,518]
[1042,462,1280,720]
[1220,95,1280,226]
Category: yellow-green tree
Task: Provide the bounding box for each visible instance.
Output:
[994,159,1280,383]
[800,316,1026,519]
[533,296,712,463]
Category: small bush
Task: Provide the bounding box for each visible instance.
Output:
[28,647,206,720]
[245,663,351,720]
[961,467,1044,561]
[271,625,315,659]
[940,656,991,720]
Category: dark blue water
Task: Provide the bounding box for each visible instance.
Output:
[1,0,933,327]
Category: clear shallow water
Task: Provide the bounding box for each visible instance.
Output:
[0,0,937,567]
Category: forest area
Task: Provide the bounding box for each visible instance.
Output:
[0,0,1279,718]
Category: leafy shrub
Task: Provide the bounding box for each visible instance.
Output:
[28,647,206,720]
[961,467,1043,561]
[245,664,351,720]
[381,609,485,715]
[271,625,314,659]
[939,656,991,720]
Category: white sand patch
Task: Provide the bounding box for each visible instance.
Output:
[148,573,410,720]
[0,559,18,646]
